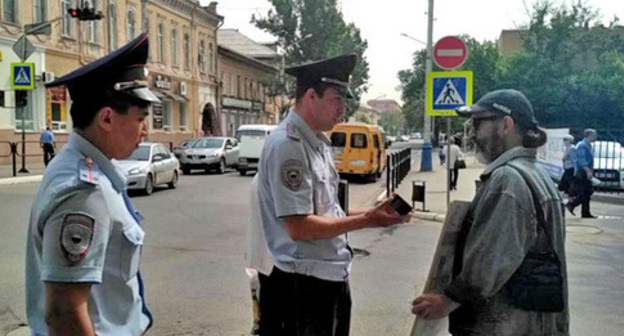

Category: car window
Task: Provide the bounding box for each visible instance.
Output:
[127,146,151,161]
[351,133,368,149]
[192,138,224,149]
[373,134,380,149]
[331,132,347,147]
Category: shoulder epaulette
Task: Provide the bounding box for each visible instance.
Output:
[286,122,300,141]
[78,157,101,185]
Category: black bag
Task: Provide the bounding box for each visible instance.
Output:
[454,159,466,169]
[504,164,565,312]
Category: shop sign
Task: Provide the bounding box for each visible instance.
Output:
[154,75,171,90]
[222,97,252,110]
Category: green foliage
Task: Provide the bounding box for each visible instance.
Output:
[252,0,370,117]
[379,108,406,135]
[398,0,624,132]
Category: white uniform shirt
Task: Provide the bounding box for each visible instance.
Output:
[26,132,151,335]
[257,110,351,282]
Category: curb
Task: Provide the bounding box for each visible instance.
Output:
[413,211,446,223]
[0,175,43,186]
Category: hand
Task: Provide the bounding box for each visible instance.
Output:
[364,193,412,228]
[411,293,460,320]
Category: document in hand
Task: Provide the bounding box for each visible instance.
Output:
[410,201,471,336]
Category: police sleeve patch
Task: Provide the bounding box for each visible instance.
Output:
[60,213,95,264]
[281,159,303,190]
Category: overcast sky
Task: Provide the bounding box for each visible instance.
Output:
[202,0,624,104]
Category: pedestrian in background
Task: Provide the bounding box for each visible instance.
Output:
[412,89,569,335]
[257,54,412,336]
[558,134,576,194]
[566,129,597,218]
[439,143,446,166]
[39,126,56,166]
[25,33,160,335]
[443,137,463,190]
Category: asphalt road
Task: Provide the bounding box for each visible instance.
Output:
[2,160,624,335]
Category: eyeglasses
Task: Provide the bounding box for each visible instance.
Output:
[470,115,505,130]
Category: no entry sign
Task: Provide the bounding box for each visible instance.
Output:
[433,36,468,70]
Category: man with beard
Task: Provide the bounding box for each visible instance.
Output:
[411,89,569,335]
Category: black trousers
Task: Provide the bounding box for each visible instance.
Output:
[259,267,351,336]
[568,176,594,216]
[43,143,55,166]
[558,168,575,194]
[450,167,459,188]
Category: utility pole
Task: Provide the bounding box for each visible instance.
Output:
[420,0,435,171]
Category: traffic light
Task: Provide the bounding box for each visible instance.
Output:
[15,90,27,108]
[67,7,104,21]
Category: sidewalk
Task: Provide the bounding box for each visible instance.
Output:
[0,162,45,185]
[389,152,484,222]
[392,151,624,222]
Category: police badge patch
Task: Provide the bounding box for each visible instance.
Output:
[282,159,303,190]
[60,213,95,264]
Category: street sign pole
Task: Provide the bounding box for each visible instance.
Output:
[421,0,435,172]
[18,100,29,173]
[446,117,451,206]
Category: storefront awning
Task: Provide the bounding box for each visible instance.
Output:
[152,89,166,99]
[159,90,188,103]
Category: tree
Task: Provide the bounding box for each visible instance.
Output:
[253,0,370,117]
[494,1,624,129]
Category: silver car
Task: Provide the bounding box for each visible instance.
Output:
[179,137,239,175]
[117,142,180,195]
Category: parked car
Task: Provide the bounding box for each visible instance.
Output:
[410,132,423,140]
[116,142,180,195]
[399,135,410,142]
[179,137,239,175]
[236,124,276,176]
[172,138,198,159]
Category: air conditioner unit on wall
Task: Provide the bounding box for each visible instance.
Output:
[180,82,188,96]
[41,71,55,83]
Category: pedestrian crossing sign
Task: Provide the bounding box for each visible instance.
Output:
[427,71,473,116]
[11,62,35,90]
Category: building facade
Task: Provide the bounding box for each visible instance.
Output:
[217,29,285,136]
[0,0,222,165]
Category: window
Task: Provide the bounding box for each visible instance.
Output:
[179,103,187,131]
[351,133,368,148]
[373,134,380,149]
[230,74,235,96]
[86,0,99,43]
[61,0,74,36]
[208,43,214,73]
[126,8,136,40]
[237,75,242,97]
[221,74,227,94]
[3,0,16,24]
[198,40,206,72]
[183,34,190,70]
[34,0,46,23]
[48,86,68,131]
[157,23,165,63]
[331,132,347,147]
[162,100,172,130]
[171,28,178,66]
[107,4,117,51]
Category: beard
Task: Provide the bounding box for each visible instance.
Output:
[474,132,506,164]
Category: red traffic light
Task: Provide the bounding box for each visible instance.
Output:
[67,8,82,18]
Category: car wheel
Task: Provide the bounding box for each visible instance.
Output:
[217,158,226,174]
[182,167,191,175]
[144,174,154,195]
[168,171,179,189]
[239,169,247,176]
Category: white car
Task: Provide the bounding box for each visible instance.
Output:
[592,141,624,189]
[236,125,276,176]
[117,142,180,195]
[179,137,239,175]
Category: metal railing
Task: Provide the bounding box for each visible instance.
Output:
[386,148,412,197]
[1,141,174,177]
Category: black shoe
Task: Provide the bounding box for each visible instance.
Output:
[581,214,598,219]
[565,203,576,216]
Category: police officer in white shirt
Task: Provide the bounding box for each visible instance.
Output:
[256,54,412,336]
[25,33,160,335]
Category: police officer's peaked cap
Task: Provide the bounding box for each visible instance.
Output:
[46,33,160,104]
[285,54,357,98]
